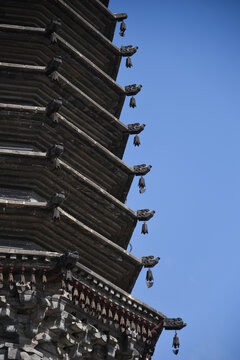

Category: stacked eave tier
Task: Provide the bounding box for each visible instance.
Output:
[0,1,146,293]
[0,248,172,352]
[0,198,141,293]
[0,248,167,326]
[0,27,126,116]
[0,60,131,158]
[0,109,134,202]
[0,149,138,248]
[0,0,124,79]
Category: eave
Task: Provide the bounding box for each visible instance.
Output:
[0,149,138,247]
[0,31,126,118]
[0,67,129,157]
[0,247,186,348]
[99,0,110,9]
[60,0,126,41]
[0,247,166,324]
[0,110,134,201]
[1,0,123,79]
[0,203,142,292]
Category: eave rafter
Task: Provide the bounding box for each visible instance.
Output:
[0,108,146,201]
[0,57,126,118]
[0,203,141,292]
[0,248,186,332]
[0,25,138,116]
[0,149,155,248]
[0,64,138,158]
[0,149,136,246]
[0,0,136,79]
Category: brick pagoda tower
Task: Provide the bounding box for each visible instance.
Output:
[0,1,186,359]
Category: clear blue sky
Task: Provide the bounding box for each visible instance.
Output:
[110,1,240,359]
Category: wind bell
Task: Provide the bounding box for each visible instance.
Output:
[130,96,136,108]
[119,20,126,37]
[141,222,148,234]
[133,135,140,146]
[138,176,146,193]
[126,56,133,68]
[172,331,180,355]
[146,268,154,288]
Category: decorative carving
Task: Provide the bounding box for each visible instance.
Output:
[45,98,62,116]
[45,56,62,76]
[46,143,64,170]
[127,123,145,134]
[48,113,59,127]
[136,209,155,221]
[141,256,160,268]
[0,255,185,360]
[125,84,142,96]
[45,19,61,36]
[163,318,187,330]
[133,164,152,176]
[48,191,65,208]
[58,251,79,268]
[46,143,64,160]
[120,45,139,57]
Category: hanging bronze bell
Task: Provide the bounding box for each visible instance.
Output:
[119,20,126,36]
[134,135,140,146]
[130,96,136,108]
[146,269,154,288]
[126,56,133,68]
[138,176,146,193]
[141,222,148,234]
[172,331,180,355]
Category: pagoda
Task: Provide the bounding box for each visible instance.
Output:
[0,1,186,359]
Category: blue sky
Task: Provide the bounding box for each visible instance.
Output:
[110,1,240,359]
